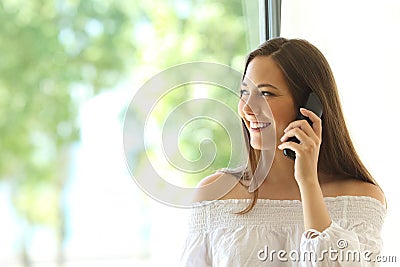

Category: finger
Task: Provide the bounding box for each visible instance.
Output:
[280,127,310,144]
[284,119,317,140]
[299,108,322,139]
[278,141,301,154]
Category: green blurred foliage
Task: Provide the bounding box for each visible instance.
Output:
[136,0,247,186]
[0,0,248,227]
[0,0,136,226]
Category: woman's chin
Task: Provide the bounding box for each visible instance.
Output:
[250,141,275,150]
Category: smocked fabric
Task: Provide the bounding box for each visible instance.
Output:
[180,196,386,267]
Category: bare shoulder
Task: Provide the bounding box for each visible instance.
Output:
[193,171,250,202]
[347,179,386,206]
[322,177,386,207]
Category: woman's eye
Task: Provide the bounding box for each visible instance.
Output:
[240,89,249,96]
[240,89,274,97]
[261,91,273,96]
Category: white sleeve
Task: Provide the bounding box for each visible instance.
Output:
[299,220,383,266]
[179,204,212,267]
[180,231,211,267]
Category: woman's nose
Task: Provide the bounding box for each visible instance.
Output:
[242,94,261,115]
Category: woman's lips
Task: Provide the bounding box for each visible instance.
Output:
[249,121,271,132]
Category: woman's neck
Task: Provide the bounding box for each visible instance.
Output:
[263,149,296,184]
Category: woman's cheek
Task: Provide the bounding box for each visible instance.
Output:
[270,101,297,133]
[237,101,248,125]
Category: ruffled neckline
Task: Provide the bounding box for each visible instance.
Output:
[193,195,386,211]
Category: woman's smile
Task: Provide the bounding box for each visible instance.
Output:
[249,121,271,130]
[238,56,297,150]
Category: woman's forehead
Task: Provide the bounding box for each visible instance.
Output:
[244,56,289,91]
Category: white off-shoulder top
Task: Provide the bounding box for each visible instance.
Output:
[180,196,386,267]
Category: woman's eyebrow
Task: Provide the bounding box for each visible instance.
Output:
[241,82,279,90]
[257,83,279,90]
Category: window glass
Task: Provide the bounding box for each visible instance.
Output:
[0,0,260,266]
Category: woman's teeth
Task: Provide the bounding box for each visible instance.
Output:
[250,121,271,129]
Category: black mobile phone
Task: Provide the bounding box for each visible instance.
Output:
[283,92,323,160]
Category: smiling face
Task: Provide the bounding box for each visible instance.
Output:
[238,56,297,150]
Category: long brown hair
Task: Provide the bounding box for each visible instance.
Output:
[221,37,379,214]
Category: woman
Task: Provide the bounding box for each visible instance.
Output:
[180,38,386,266]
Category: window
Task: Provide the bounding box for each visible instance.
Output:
[0,0,260,266]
